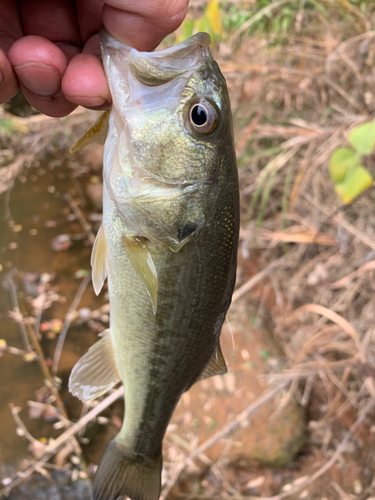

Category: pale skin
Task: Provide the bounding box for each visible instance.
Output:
[0,0,189,117]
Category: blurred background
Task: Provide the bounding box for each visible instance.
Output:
[1,1,375,498]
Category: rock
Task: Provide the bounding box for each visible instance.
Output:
[167,306,306,467]
[2,467,92,500]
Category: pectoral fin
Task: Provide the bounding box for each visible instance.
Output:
[197,343,227,382]
[91,224,108,295]
[69,329,121,403]
[123,236,158,313]
[70,110,110,153]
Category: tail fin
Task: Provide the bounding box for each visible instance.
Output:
[93,439,162,500]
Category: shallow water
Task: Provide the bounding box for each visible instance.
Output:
[0,152,102,493]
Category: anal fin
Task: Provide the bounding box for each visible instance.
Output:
[197,342,227,382]
[123,236,158,313]
[69,329,120,402]
[91,224,108,295]
[70,110,110,153]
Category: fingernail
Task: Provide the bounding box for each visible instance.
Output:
[14,63,61,96]
[65,95,108,107]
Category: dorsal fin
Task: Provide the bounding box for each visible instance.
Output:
[91,224,108,295]
[123,236,158,313]
[70,110,110,153]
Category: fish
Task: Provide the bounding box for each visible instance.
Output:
[69,28,239,500]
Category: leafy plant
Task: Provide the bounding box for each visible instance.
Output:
[176,1,223,43]
[329,120,375,204]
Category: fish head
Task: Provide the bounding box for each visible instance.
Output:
[100,29,235,251]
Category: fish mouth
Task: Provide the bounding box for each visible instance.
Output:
[100,27,211,58]
[100,28,212,81]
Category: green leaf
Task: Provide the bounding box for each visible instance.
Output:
[329,148,359,183]
[349,120,375,155]
[335,166,373,204]
[197,16,212,37]
[182,19,195,39]
[175,19,195,43]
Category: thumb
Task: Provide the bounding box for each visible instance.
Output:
[102,0,189,51]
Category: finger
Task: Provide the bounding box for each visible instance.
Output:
[76,0,104,43]
[103,0,189,51]
[0,0,23,54]
[8,36,77,117]
[0,49,19,103]
[0,0,23,103]
[18,0,82,60]
[62,51,111,109]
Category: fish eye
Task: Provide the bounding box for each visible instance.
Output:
[188,99,218,135]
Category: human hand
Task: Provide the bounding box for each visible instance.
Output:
[0,0,189,117]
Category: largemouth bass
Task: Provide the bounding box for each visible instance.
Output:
[69,28,239,500]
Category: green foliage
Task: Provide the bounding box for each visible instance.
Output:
[334,166,373,204]
[176,1,222,43]
[348,121,375,155]
[0,116,16,135]
[221,0,328,38]
[329,120,375,204]
[329,148,359,183]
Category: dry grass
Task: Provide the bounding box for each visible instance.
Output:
[218,3,375,497]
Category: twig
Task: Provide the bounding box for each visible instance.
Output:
[334,213,375,253]
[44,386,123,455]
[319,75,366,115]
[33,273,50,338]
[231,256,285,303]
[160,380,290,500]
[1,386,124,497]
[64,193,95,245]
[304,194,375,253]
[0,135,48,195]
[5,272,72,421]
[331,259,375,288]
[18,301,68,420]
[9,404,39,445]
[51,273,92,377]
[4,270,33,354]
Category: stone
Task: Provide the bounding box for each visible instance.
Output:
[167,305,306,467]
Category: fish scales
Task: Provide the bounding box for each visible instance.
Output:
[69,28,239,500]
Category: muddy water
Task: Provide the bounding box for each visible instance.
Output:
[0,153,102,493]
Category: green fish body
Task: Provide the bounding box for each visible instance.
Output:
[69,29,239,500]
